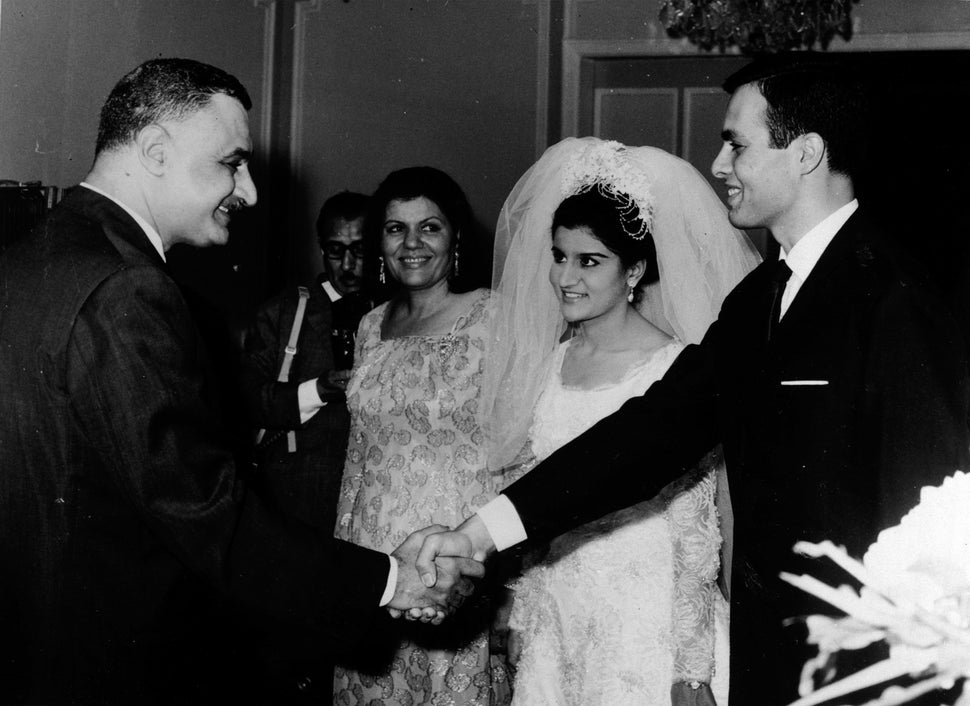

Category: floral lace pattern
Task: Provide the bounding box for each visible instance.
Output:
[334,290,511,705]
[506,339,728,705]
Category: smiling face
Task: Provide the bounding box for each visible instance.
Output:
[549,225,636,324]
[381,196,455,292]
[155,93,257,249]
[711,83,799,233]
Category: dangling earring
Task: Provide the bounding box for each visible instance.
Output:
[379,256,386,285]
[453,247,461,278]
[627,280,637,303]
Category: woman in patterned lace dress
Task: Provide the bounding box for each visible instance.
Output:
[482,139,761,705]
[333,167,510,705]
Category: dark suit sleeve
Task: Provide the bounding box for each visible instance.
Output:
[503,328,723,544]
[865,279,970,525]
[66,266,390,649]
[239,293,306,429]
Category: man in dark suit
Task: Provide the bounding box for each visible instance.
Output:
[0,58,479,706]
[418,54,970,704]
[239,191,375,701]
[243,190,374,535]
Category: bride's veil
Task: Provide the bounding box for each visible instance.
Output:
[482,137,761,473]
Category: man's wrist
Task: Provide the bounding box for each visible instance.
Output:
[474,494,526,553]
[379,554,398,606]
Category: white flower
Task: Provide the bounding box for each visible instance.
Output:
[864,471,970,619]
[780,471,970,706]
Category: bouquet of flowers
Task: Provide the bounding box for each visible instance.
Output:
[781,471,970,706]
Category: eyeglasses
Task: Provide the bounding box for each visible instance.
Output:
[323,242,366,260]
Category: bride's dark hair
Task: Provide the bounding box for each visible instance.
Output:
[551,189,660,290]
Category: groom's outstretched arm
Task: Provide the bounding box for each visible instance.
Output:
[418,326,723,583]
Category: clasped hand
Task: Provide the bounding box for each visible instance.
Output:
[388,524,485,625]
[388,517,498,624]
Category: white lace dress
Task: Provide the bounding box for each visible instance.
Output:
[505,338,729,705]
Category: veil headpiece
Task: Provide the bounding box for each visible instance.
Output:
[482,137,762,472]
[561,140,654,240]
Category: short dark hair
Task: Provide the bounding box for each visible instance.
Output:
[95,58,251,156]
[369,166,478,292]
[723,53,870,181]
[315,191,370,248]
[552,189,660,303]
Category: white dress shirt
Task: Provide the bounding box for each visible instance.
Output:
[778,199,858,319]
[475,199,861,552]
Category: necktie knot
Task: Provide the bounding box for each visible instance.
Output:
[772,260,793,286]
[767,260,793,342]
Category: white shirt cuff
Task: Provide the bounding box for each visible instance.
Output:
[475,494,527,551]
[379,554,398,607]
[297,378,327,424]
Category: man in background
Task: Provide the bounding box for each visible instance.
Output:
[240,190,377,702]
[243,189,375,534]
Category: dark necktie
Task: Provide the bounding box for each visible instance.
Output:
[767,260,793,343]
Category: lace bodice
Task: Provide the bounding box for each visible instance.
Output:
[506,339,726,705]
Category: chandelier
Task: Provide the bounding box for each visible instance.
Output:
[659,0,860,54]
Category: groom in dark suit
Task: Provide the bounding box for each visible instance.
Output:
[0,58,480,706]
[419,54,970,704]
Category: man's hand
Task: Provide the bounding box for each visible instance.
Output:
[325,369,352,391]
[415,514,496,588]
[388,525,485,625]
[315,372,350,402]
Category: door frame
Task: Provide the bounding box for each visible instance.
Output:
[561,31,970,139]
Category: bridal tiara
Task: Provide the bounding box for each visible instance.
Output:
[560,140,655,241]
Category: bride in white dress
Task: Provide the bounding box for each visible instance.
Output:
[482,138,760,705]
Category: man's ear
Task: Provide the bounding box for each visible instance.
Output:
[135,124,169,176]
[798,132,826,175]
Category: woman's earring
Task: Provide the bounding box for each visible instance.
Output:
[379,256,386,285]
[627,282,635,303]
[453,248,461,278]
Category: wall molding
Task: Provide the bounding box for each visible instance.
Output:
[534,0,552,158]
[561,31,970,138]
[253,0,277,152]
[290,0,320,186]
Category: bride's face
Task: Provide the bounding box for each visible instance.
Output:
[550,225,632,324]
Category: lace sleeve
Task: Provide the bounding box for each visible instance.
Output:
[668,450,724,687]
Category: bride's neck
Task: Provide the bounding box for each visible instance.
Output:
[572,304,640,352]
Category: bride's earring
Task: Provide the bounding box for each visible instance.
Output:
[379,256,386,285]
[627,280,636,303]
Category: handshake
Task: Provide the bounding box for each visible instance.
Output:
[387,515,496,625]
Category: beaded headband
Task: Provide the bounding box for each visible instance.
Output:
[560,140,654,241]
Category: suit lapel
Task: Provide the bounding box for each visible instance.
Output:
[771,210,867,343]
[61,187,167,269]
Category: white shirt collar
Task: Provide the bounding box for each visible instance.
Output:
[79,182,166,262]
[780,199,858,282]
[321,279,342,302]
